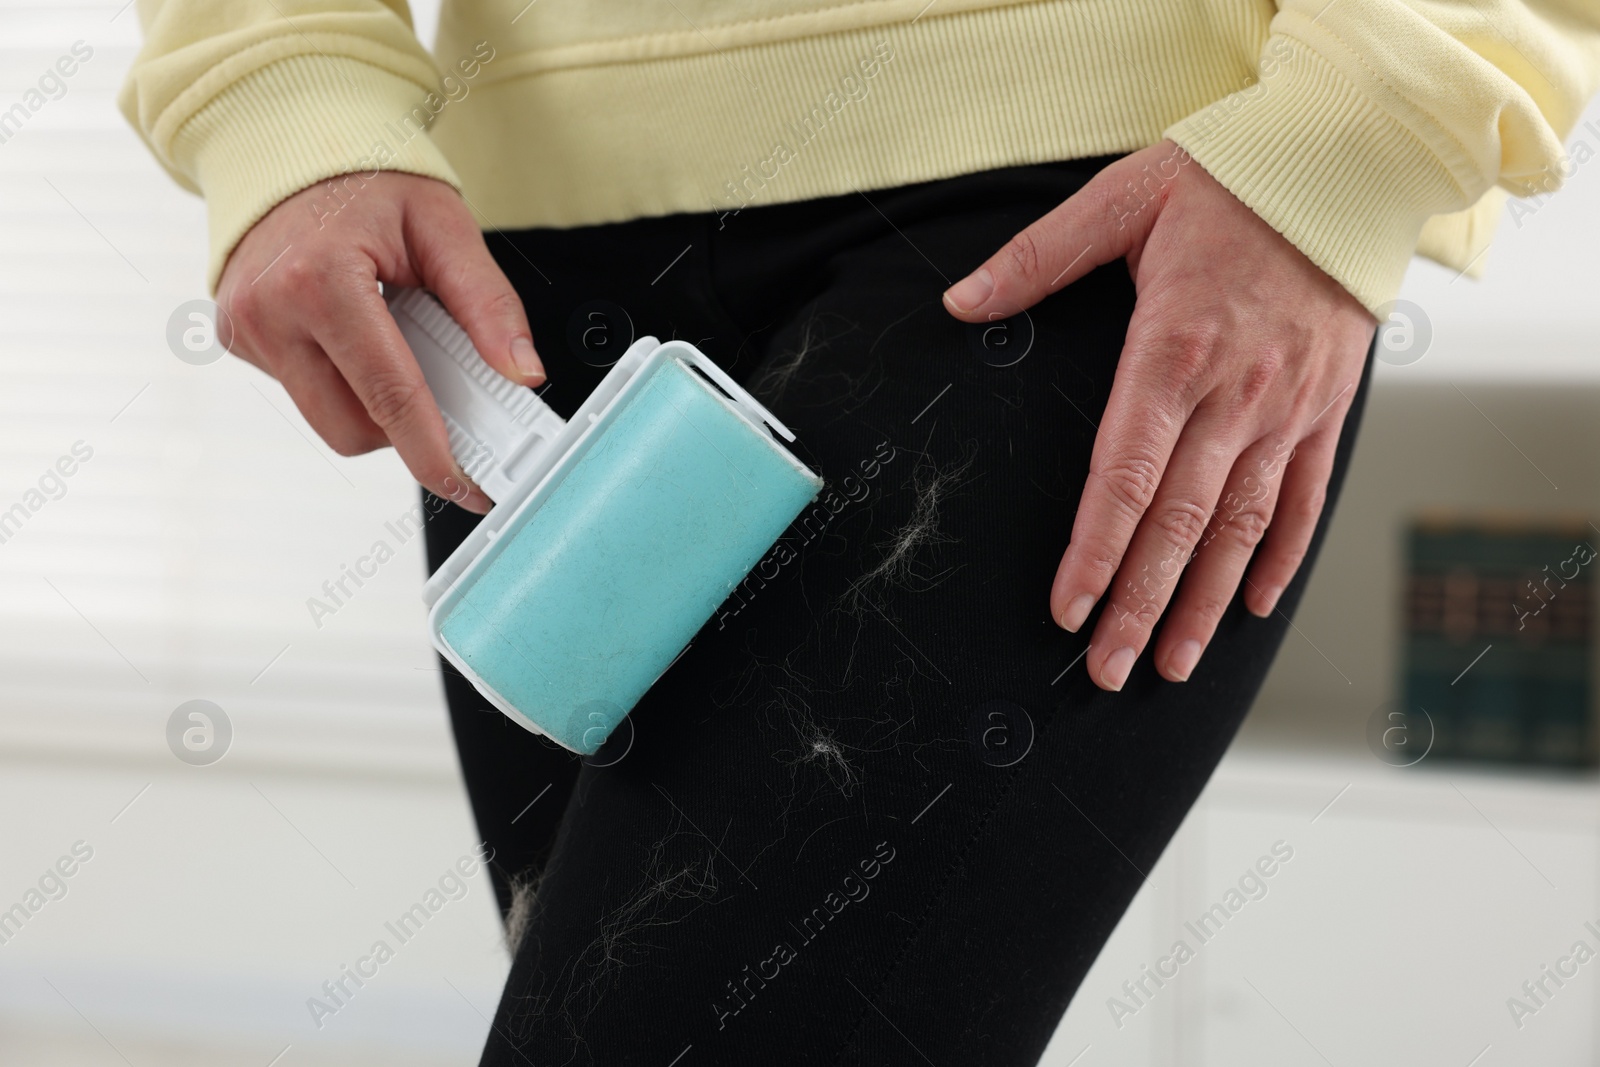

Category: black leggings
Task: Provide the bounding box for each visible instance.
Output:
[422,157,1375,1066]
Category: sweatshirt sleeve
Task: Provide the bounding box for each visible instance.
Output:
[117,0,462,292]
[1163,0,1600,315]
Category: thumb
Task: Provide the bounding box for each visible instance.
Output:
[942,142,1180,322]
[405,190,544,386]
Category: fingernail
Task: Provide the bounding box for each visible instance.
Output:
[1101,646,1136,692]
[1168,639,1203,682]
[1250,586,1282,618]
[944,268,993,314]
[1058,593,1096,633]
[510,336,544,382]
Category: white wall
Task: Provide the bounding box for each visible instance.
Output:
[1,4,505,1064]
[1388,125,1600,382]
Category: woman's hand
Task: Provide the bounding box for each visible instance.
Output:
[216,172,544,514]
[943,140,1375,691]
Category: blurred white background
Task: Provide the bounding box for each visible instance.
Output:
[1,3,508,1064]
[2,2,1598,1065]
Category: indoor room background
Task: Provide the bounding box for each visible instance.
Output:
[2,2,1598,1064]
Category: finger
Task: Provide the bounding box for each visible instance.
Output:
[1243,427,1340,618]
[1049,321,1203,635]
[219,287,389,456]
[312,272,494,513]
[1152,436,1293,681]
[942,142,1186,320]
[1082,410,1241,691]
[270,336,389,457]
[404,194,543,385]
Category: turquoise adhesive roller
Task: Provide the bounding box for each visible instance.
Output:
[387,288,823,755]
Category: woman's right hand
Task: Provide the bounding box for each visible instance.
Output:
[215,171,544,514]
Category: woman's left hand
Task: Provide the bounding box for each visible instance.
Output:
[942,139,1376,692]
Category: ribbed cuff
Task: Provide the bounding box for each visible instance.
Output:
[1164,33,1468,316]
[171,53,462,293]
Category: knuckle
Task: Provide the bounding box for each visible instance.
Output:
[1078,547,1124,587]
[361,372,423,430]
[1220,506,1271,549]
[223,290,262,340]
[1161,325,1218,380]
[1151,500,1210,548]
[1187,593,1230,630]
[286,253,366,311]
[1096,454,1162,515]
[1004,229,1043,281]
[276,253,324,293]
[1110,594,1162,635]
[478,287,524,323]
[1237,351,1284,406]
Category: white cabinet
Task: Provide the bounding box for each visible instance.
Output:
[1046,750,1600,1067]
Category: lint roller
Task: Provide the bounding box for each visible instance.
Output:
[387,287,823,755]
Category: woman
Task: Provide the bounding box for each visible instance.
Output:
[121,2,1600,1062]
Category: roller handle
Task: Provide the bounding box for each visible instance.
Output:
[385,286,567,503]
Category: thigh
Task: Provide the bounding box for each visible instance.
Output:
[476,180,1376,1066]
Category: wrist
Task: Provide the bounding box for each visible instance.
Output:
[174,54,461,294]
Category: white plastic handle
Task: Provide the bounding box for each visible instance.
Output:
[385,287,567,503]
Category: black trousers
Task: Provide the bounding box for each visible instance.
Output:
[422,157,1375,1066]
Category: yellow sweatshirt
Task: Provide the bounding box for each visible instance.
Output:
[119,0,1600,314]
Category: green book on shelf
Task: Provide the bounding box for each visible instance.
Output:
[1403,518,1595,768]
